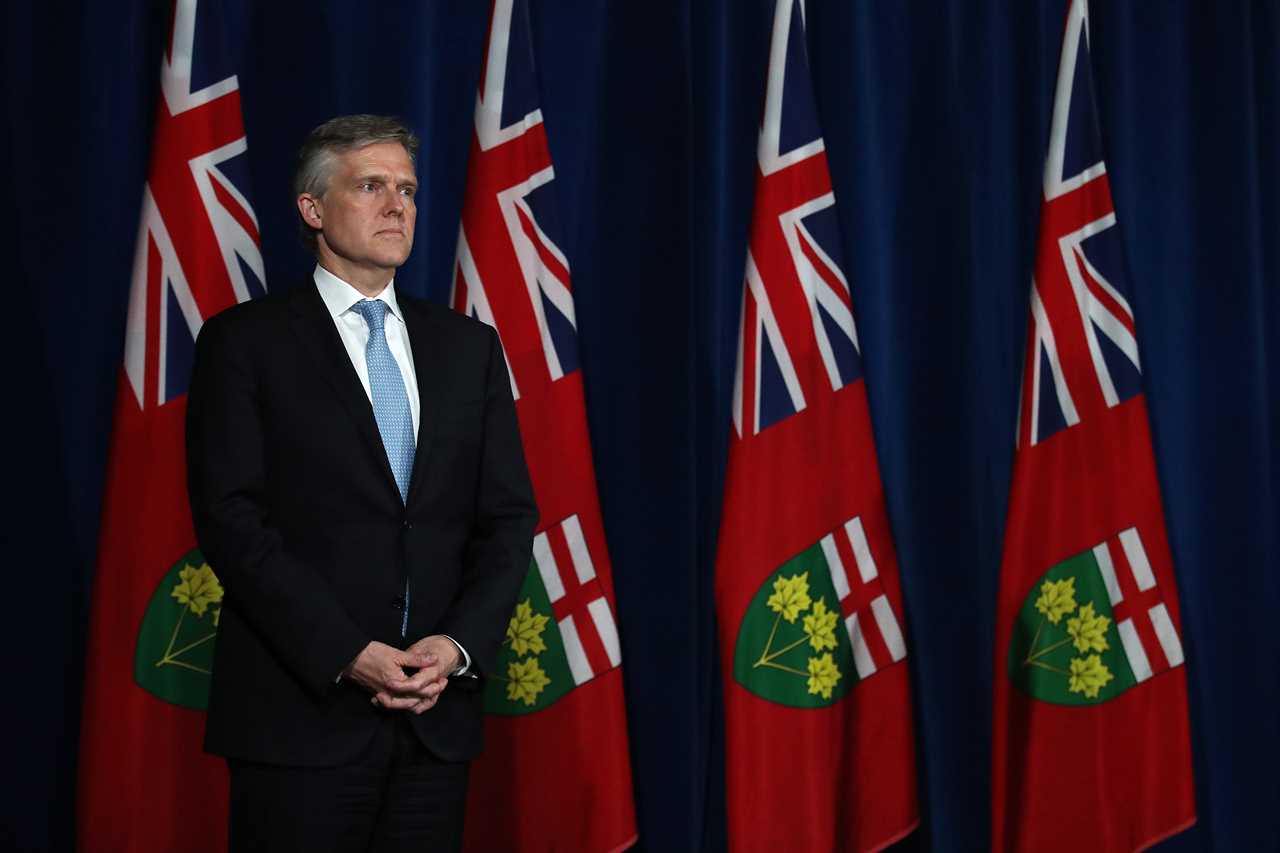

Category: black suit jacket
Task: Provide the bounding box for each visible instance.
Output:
[185,281,537,767]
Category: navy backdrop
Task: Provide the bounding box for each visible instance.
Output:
[4,1,1277,850]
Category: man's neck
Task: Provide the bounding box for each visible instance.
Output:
[315,256,394,298]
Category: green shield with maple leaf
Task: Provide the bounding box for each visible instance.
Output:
[733,542,857,708]
[134,548,223,710]
[1008,549,1138,705]
[483,559,576,715]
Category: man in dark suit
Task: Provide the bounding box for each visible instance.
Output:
[186,114,538,852]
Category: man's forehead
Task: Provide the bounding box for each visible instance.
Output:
[337,142,416,176]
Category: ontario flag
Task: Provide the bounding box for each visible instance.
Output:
[991,1,1196,850]
[451,2,637,851]
[713,1,919,850]
[75,1,263,849]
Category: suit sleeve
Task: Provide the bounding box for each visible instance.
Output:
[186,312,369,696]
[436,325,539,679]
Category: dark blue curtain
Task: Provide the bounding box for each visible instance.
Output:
[5,1,1276,850]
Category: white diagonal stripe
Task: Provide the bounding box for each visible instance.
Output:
[843,516,879,583]
[474,0,544,150]
[747,253,807,417]
[1148,603,1185,668]
[758,0,824,176]
[518,194,577,333]
[1093,541,1124,605]
[587,598,622,667]
[191,137,263,306]
[870,595,908,662]
[161,0,239,116]
[731,284,745,437]
[1076,219,1133,318]
[1058,214,1142,409]
[453,229,519,400]
[1117,618,1153,682]
[1119,527,1156,591]
[1060,219,1142,412]
[496,167,565,381]
[561,515,596,584]
[1029,284,1081,445]
[558,616,592,686]
[846,613,877,679]
[778,194,857,393]
[1043,0,1105,200]
[820,534,850,600]
[533,532,564,602]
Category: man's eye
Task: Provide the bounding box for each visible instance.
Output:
[360,183,377,191]
[400,186,417,197]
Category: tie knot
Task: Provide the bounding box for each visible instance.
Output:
[353,299,389,333]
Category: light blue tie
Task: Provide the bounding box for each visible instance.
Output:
[352,298,415,636]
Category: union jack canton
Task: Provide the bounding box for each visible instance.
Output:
[1018,5,1141,449]
[451,0,577,400]
[126,0,263,410]
[733,0,860,438]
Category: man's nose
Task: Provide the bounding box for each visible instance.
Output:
[383,191,405,216]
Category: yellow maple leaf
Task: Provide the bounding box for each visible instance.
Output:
[505,657,552,706]
[806,652,841,699]
[505,599,549,657]
[171,563,224,617]
[1067,601,1110,653]
[1034,576,1077,625]
[1068,654,1114,699]
[767,573,812,623]
[803,599,838,652]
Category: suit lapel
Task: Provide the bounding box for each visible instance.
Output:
[286,285,402,501]
[402,299,444,506]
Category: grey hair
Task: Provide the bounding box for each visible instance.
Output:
[293,114,421,248]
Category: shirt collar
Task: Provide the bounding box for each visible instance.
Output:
[313,264,405,324]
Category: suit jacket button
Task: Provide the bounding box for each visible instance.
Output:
[402,520,412,529]
[391,595,406,610]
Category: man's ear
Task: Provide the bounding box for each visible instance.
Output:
[297,194,323,230]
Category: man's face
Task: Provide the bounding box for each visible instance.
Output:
[301,141,418,284]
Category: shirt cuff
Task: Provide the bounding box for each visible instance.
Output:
[441,634,473,676]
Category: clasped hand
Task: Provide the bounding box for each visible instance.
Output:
[345,635,461,714]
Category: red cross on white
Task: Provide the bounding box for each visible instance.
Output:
[819,516,908,679]
[533,514,623,685]
[1092,527,1185,681]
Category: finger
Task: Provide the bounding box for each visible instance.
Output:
[405,677,447,711]
[386,666,425,687]
[414,678,450,711]
[377,693,421,711]
[382,668,411,690]
[398,652,436,671]
[371,691,412,709]
[395,666,442,694]
[379,676,443,703]
[399,677,445,702]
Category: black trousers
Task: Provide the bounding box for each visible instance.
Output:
[227,714,469,853]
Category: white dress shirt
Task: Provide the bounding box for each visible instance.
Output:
[313,264,421,435]
[314,265,472,676]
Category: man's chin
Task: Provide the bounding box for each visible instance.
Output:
[375,246,413,269]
